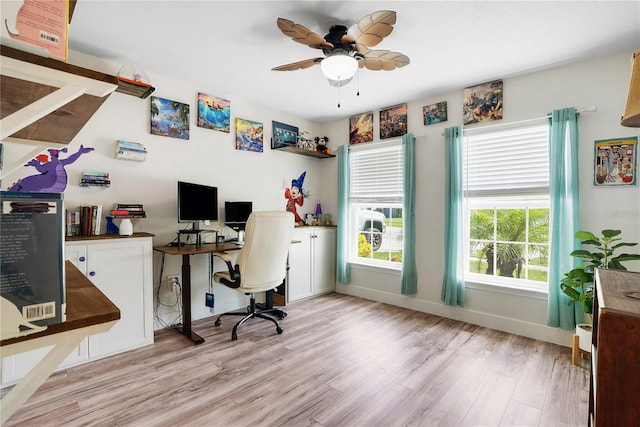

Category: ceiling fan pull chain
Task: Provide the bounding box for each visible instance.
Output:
[337,87,341,108]
[356,70,360,96]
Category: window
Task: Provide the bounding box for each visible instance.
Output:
[463,123,550,291]
[349,142,403,268]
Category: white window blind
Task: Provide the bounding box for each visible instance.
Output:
[463,124,549,197]
[351,144,403,202]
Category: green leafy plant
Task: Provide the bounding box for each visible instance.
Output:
[561,229,640,316]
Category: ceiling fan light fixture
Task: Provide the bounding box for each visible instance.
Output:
[321,53,358,84]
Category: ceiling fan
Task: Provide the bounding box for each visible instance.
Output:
[272,10,410,87]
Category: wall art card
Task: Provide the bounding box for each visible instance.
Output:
[423,101,448,125]
[197,92,230,132]
[236,118,263,152]
[379,104,407,139]
[150,96,190,140]
[349,112,373,145]
[593,136,637,186]
[463,80,503,125]
[271,121,298,148]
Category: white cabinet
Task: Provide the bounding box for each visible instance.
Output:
[1,235,154,387]
[65,236,154,358]
[287,227,336,302]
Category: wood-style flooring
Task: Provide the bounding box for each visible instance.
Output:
[3,293,589,426]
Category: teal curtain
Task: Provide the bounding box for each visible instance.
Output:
[401,133,417,294]
[336,144,351,283]
[547,108,581,329]
[441,126,465,306]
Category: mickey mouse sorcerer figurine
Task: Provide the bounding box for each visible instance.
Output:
[285,171,306,225]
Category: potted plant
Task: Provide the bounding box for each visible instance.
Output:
[561,229,640,351]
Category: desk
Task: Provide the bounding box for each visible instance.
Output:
[154,242,241,344]
[0,261,120,424]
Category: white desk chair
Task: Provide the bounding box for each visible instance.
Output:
[213,211,294,340]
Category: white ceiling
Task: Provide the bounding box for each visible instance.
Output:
[66,1,640,123]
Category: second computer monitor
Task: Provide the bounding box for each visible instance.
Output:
[224,201,252,231]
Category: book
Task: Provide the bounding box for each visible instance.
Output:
[1,191,66,339]
[114,203,144,210]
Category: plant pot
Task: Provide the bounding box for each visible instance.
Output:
[576,323,593,352]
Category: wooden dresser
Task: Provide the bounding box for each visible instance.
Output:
[589,268,640,426]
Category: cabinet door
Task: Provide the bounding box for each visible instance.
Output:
[287,229,312,302]
[312,228,336,295]
[82,238,153,359]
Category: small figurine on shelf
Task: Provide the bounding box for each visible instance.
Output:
[105,216,119,234]
[314,136,330,155]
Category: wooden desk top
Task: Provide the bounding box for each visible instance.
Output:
[1,261,121,347]
[153,241,242,256]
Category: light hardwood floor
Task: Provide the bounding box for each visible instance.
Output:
[3,293,589,426]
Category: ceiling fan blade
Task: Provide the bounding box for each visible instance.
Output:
[271,58,323,71]
[360,50,410,71]
[277,17,333,49]
[343,10,397,48]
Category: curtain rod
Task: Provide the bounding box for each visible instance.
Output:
[437,105,598,136]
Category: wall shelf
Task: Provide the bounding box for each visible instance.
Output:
[273,145,335,158]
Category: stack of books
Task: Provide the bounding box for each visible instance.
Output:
[66,205,103,236]
[116,140,147,161]
[80,171,111,187]
[111,203,146,218]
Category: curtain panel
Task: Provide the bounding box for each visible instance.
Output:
[547,107,581,329]
[441,126,465,306]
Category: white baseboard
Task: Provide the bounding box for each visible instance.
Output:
[335,284,574,348]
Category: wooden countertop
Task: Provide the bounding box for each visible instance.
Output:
[1,261,121,347]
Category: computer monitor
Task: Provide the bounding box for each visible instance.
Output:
[177,181,218,230]
[224,201,252,231]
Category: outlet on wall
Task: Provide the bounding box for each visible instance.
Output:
[166,275,181,292]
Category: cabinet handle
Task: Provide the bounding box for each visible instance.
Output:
[79,256,86,262]
[89,271,96,277]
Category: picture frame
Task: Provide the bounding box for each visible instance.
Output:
[271,121,298,148]
[235,118,263,152]
[349,112,373,145]
[593,136,637,186]
[379,104,407,139]
[150,96,190,140]
[423,101,448,125]
[197,92,230,132]
[463,80,503,125]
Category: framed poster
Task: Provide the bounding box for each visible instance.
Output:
[236,118,263,152]
[197,92,230,132]
[423,101,448,125]
[379,104,407,139]
[150,96,190,140]
[349,112,373,145]
[271,121,298,148]
[463,80,503,125]
[594,136,637,186]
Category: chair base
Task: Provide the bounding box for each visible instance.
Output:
[214,294,285,340]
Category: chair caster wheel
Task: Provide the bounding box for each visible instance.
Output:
[276,327,283,334]
[214,319,221,327]
[278,314,286,320]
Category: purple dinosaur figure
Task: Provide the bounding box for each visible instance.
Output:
[8,145,94,192]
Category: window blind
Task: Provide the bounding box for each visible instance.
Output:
[463,124,549,197]
[350,144,403,202]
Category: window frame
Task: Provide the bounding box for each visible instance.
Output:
[462,122,551,293]
[348,140,404,270]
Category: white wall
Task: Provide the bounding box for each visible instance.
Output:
[4,49,638,344]
[323,49,640,347]
[3,52,337,327]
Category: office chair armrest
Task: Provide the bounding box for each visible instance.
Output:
[213,252,241,288]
